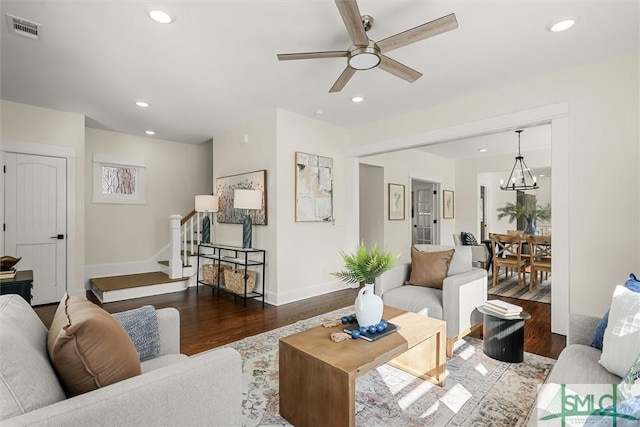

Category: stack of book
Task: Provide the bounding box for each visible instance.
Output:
[483,299,523,317]
[0,268,17,279]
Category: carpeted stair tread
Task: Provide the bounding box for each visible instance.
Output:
[91,271,187,292]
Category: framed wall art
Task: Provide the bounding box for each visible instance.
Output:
[215,169,267,225]
[295,152,333,222]
[388,183,405,220]
[443,190,454,219]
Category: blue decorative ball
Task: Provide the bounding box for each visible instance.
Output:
[368,325,378,334]
[341,316,349,324]
[380,319,388,328]
[376,324,385,333]
[349,316,357,324]
[359,326,368,335]
[351,330,360,339]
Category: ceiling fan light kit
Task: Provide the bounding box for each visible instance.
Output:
[277,0,458,93]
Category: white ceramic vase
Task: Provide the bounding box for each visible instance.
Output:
[355,283,384,327]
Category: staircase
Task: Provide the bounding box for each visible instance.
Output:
[89,211,213,303]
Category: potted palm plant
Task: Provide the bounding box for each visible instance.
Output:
[333,243,398,327]
[496,200,551,235]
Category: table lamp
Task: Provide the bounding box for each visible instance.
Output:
[233,189,262,248]
[195,195,219,243]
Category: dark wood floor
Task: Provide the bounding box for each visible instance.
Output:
[33,286,566,359]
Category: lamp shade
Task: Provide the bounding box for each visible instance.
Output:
[195,195,219,212]
[233,189,262,210]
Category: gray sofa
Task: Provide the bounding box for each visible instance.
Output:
[546,313,620,384]
[0,294,243,426]
[375,244,488,357]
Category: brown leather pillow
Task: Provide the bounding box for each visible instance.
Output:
[407,247,455,289]
[47,294,141,396]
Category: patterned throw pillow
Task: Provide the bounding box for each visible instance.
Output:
[460,232,478,246]
[592,274,640,350]
[620,352,640,400]
[113,305,161,361]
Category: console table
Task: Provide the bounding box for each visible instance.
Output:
[0,270,33,304]
[196,244,265,306]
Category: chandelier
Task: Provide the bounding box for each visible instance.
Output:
[500,130,538,191]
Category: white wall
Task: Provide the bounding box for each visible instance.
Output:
[1,100,86,295]
[457,148,551,236]
[212,110,278,300]
[348,51,640,321]
[360,149,455,263]
[84,128,212,266]
[274,109,350,304]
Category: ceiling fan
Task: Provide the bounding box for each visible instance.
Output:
[277,0,458,93]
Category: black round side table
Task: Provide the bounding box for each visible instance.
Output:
[477,304,531,363]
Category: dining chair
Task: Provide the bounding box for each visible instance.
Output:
[489,233,528,289]
[527,234,551,291]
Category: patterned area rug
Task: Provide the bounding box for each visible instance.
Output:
[488,273,551,303]
[220,307,555,427]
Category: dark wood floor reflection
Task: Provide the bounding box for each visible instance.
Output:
[33,287,564,358]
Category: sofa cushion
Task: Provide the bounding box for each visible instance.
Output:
[547,344,621,384]
[407,248,455,289]
[48,294,141,396]
[0,295,66,420]
[460,232,478,245]
[591,273,640,350]
[599,285,640,377]
[413,244,472,276]
[113,305,161,361]
[381,285,442,320]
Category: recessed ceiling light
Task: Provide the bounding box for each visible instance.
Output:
[145,130,156,135]
[351,96,364,103]
[135,101,150,108]
[314,109,324,116]
[539,174,545,178]
[548,19,575,32]
[478,148,487,153]
[148,9,175,24]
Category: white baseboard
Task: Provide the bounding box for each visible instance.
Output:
[265,280,356,306]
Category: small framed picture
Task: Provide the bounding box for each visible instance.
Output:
[443,190,454,219]
[388,183,405,220]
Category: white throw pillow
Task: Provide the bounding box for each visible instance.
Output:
[599,285,640,377]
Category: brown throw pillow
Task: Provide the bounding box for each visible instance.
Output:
[407,248,455,289]
[47,294,141,396]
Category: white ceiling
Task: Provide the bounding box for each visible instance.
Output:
[1,1,638,145]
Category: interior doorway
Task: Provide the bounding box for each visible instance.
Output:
[411,179,440,245]
[4,152,68,304]
[359,163,384,248]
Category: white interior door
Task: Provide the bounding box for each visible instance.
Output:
[5,153,67,305]
[415,188,434,244]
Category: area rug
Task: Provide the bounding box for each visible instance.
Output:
[488,273,551,303]
[220,307,555,427]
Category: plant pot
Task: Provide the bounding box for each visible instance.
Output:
[355,283,383,327]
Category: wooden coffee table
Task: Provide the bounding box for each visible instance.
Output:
[279,305,446,427]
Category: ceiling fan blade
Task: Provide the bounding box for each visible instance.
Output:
[277,51,348,61]
[334,0,369,46]
[378,55,422,83]
[377,13,458,53]
[329,66,357,93]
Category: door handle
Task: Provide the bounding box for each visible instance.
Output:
[50,234,65,240]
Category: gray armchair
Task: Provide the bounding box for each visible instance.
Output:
[452,233,490,269]
[375,244,488,357]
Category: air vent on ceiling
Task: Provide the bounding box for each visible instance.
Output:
[6,14,41,40]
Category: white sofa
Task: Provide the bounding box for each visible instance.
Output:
[452,233,490,269]
[0,294,243,426]
[375,244,488,357]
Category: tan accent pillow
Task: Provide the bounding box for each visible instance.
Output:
[407,248,455,289]
[47,294,141,396]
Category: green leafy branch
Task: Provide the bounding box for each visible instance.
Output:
[332,242,399,284]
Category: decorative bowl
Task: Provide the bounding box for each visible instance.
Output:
[0,256,21,271]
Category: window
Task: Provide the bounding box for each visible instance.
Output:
[92,154,146,204]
